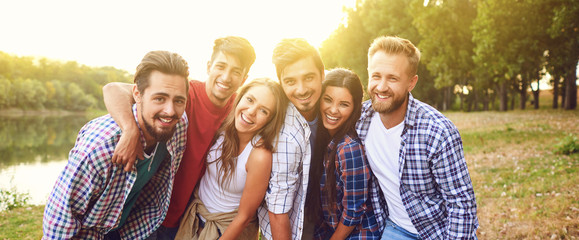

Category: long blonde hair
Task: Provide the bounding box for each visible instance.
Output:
[209,77,288,189]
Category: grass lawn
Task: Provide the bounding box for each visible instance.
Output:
[447,108,579,239]
[0,205,44,239]
[1,106,577,239]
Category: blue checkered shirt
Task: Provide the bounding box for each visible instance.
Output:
[356,94,478,240]
[258,103,311,240]
[316,134,381,239]
[43,105,187,239]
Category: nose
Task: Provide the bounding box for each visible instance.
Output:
[162,101,176,116]
[247,105,258,116]
[296,81,308,95]
[375,79,389,92]
[328,104,338,114]
[221,70,231,83]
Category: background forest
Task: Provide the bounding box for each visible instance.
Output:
[0,51,132,112]
[1,0,577,113]
[319,0,578,111]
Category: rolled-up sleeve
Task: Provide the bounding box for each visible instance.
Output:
[338,141,370,227]
[265,126,306,214]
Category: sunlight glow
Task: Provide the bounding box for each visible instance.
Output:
[0,0,356,81]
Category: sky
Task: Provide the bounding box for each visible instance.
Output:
[0,0,356,80]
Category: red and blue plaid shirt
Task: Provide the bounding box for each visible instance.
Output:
[316,133,381,239]
[356,94,478,240]
[43,105,187,239]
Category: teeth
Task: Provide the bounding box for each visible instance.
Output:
[296,95,310,100]
[217,82,230,90]
[160,118,172,123]
[241,113,254,124]
[376,94,388,99]
[325,114,338,121]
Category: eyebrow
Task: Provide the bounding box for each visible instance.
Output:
[151,92,187,101]
[216,61,243,71]
[248,93,272,112]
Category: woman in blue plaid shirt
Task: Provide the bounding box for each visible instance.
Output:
[307,69,381,239]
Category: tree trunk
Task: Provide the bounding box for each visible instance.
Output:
[532,80,540,109]
[520,77,527,110]
[553,76,559,109]
[564,63,577,110]
[510,80,516,110]
[499,81,508,111]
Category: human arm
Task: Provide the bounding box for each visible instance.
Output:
[220,147,272,240]
[43,130,107,239]
[264,129,305,240]
[102,82,143,171]
[268,212,291,240]
[329,223,356,240]
[329,139,371,239]
[432,127,478,239]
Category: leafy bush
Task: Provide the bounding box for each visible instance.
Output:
[553,134,578,155]
[0,188,30,211]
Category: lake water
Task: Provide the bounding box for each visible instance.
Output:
[0,115,90,205]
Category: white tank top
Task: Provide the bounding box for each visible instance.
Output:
[198,134,261,213]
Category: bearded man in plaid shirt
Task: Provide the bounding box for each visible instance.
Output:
[43,50,189,239]
[356,36,478,239]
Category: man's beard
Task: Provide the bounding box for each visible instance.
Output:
[142,113,178,142]
[370,90,407,114]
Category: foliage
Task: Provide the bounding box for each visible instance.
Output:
[0,187,30,211]
[0,51,132,111]
[320,0,578,111]
[553,134,578,155]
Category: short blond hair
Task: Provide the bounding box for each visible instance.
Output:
[368,36,421,76]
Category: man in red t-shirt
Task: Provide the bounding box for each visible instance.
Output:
[102,36,256,239]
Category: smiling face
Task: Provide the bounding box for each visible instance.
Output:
[234,85,276,140]
[279,57,323,121]
[206,51,248,107]
[367,51,418,123]
[320,86,355,137]
[134,70,188,145]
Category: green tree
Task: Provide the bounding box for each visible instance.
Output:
[411,0,476,111]
[472,0,550,111]
[0,51,131,111]
[64,82,96,111]
[547,0,578,110]
[320,0,440,107]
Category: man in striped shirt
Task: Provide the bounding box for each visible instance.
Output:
[356,36,478,239]
[43,51,189,239]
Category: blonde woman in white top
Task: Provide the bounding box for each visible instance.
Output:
[176,78,288,240]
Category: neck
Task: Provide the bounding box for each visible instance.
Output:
[144,141,157,155]
[207,94,228,108]
[300,108,317,122]
[237,132,253,155]
[379,97,408,129]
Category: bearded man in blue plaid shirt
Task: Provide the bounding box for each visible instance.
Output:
[356,36,478,239]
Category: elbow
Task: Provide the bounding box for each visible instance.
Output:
[235,213,255,229]
[102,82,121,94]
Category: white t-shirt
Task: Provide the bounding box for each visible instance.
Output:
[365,113,418,234]
[198,134,260,213]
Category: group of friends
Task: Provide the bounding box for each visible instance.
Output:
[42,35,479,240]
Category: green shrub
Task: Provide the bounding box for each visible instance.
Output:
[0,188,30,211]
[553,134,578,155]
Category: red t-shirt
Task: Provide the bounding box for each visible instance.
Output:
[162,80,234,227]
